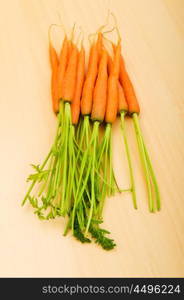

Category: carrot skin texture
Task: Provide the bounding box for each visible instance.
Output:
[97,32,103,58]
[91,50,108,122]
[105,75,118,123]
[49,42,59,68]
[112,43,140,114]
[71,46,85,125]
[49,43,59,113]
[108,53,128,114]
[81,42,99,115]
[107,55,113,76]
[68,40,72,54]
[119,56,140,114]
[87,43,99,75]
[105,42,121,123]
[118,81,128,113]
[112,41,121,78]
[62,45,79,102]
[57,37,68,101]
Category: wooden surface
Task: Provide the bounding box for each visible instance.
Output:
[0,0,184,277]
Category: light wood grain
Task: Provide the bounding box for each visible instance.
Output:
[0,0,184,277]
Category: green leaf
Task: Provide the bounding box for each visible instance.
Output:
[52,208,57,218]
[27,170,49,183]
[89,225,116,250]
[91,218,103,224]
[74,218,91,244]
[30,164,40,172]
[28,196,38,208]
[34,209,45,220]
[46,211,54,220]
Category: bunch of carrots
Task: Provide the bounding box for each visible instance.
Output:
[22,14,160,250]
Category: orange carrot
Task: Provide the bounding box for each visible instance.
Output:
[71,46,85,125]
[118,81,128,113]
[88,31,102,67]
[108,52,127,113]
[105,41,121,123]
[97,32,103,58]
[112,43,140,114]
[119,56,140,114]
[87,42,99,76]
[105,76,118,123]
[68,23,75,57]
[91,49,108,122]
[107,54,113,75]
[62,44,79,102]
[49,42,59,113]
[68,40,73,59]
[112,41,121,78]
[81,42,99,115]
[57,36,68,101]
[87,42,94,69]
[49,42,59,69]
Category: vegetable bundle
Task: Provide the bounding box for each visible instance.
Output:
[22,15,160,250]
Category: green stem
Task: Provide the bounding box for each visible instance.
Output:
[65,125,76,213]
[85,121,99,235]
[133,113,154,212]
[38,155,54,197]
[71,119,97,232]
[60,102,70,213]
[107,124,112,196]
[98,135,108,217]
[142,139,161,211]
[76,116,90,163]
[71,155,92,232]
[84,116,90,147]
[45,156,58,205]
[120,112,137,209]
[76,117,82,141]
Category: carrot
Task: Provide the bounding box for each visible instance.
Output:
[62,44,79,102]
[107,54,113,75]
[91,49,108,122]
[57,36,68,101]
[105,76,118,123]
[49,42,59,113]
[83,49,109,234]
[49,41,59,69]
[118,81,128,113]
[68,23,75,56]
[108,47,127,115]
[58,40,79,214]
[67,40,73,58]
[109,43,136,207]
[105,42,121,123]
[97,31,103,58]
[116,44,160,212]
[81,42,99,115]
[119,55,140,115]
[71,45,85,125]
[112,41,121,78]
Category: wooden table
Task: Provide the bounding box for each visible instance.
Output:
[0,0,184,277]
